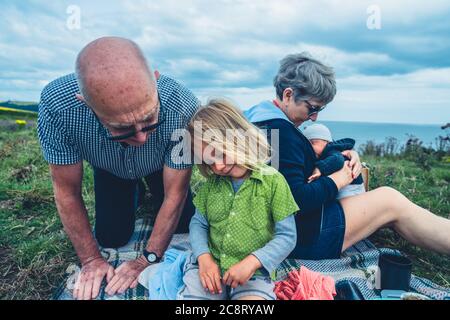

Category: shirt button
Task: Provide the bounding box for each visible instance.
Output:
[230,212,235,216]
[222,254,226,258]
[226,234,231,238]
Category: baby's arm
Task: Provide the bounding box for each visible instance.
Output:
[308,167,322,183]
[316,151,346,176]
[251,215,297,274]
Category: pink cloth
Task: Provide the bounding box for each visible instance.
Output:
[274,266,336,300]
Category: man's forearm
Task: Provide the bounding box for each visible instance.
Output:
[145,193,187,257]
[55,193,101,264]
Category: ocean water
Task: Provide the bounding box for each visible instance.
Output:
[300,121,447,150]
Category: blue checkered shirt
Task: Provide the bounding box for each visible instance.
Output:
[37,73,200,179]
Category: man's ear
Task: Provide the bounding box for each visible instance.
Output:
[75,94,86,103]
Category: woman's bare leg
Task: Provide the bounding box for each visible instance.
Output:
[340,187,450,254]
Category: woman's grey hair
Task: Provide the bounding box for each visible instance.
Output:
[273,52,336,104]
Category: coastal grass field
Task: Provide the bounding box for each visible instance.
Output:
[0,108,449,299]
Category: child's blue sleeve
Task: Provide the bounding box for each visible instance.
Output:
[189,209,211,260]
[251,215,297,274]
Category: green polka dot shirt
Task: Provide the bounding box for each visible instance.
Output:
[192,164,299,274]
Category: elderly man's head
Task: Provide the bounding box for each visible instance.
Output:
[75,37,159,145]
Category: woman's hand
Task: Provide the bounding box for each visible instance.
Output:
[198,253,223,294]
[328,161,353,190]
[222,255,261,289]
[342,150,362,179]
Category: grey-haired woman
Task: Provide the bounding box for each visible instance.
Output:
[245,53,450,259]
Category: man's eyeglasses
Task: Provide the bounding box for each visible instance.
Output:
[93,96,165,141]
[304,100,326,116]
[107,116,165,141]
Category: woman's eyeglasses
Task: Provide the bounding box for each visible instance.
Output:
[304,100,326,116]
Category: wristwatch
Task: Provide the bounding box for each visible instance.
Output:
[143,250,162,264]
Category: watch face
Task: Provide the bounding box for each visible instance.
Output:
[148,253,157,263]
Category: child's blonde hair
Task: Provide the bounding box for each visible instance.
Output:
[188,98,271,177]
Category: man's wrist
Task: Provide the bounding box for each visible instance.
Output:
[137,255,151,267]
[81,254,103,266]
[142,249,162,264]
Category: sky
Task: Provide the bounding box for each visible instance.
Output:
[0,0,449,124]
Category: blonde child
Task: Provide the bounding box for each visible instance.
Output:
[177,99,299,300]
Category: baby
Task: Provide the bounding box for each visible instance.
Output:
[303,123,365,200]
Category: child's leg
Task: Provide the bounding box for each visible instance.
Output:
[237,295,266,300]
[230,276,276,301]
[177,258,227,300]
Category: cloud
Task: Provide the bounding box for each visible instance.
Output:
[192,68,450,125]
[0,0,449,124]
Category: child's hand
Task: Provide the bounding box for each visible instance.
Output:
[308,168,322,183]
[223,255,262,288]
[198,253,223,294]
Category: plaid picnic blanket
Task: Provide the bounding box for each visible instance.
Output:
[54,218,450,300]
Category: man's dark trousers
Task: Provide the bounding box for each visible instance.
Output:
[93,167,195,248]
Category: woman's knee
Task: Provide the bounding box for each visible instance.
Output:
[376,186,411,221]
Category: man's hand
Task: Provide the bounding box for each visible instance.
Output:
[308,168,322,183]
[105,256,149,296]
[223,255,261,289]
[342,150,362,179]
[198,253,223,294]
[50,163,113,301]
[73,257,115,300]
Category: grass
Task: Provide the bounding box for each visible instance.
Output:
[364,156,450,287]
[0,111,95,299]
[0,110,449,299]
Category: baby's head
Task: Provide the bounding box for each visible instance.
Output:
[188,99,270,179]
[303,124,332,157]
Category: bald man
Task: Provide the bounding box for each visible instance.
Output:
[37,37,199,300]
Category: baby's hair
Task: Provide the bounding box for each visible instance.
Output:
[188,98,271,177]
